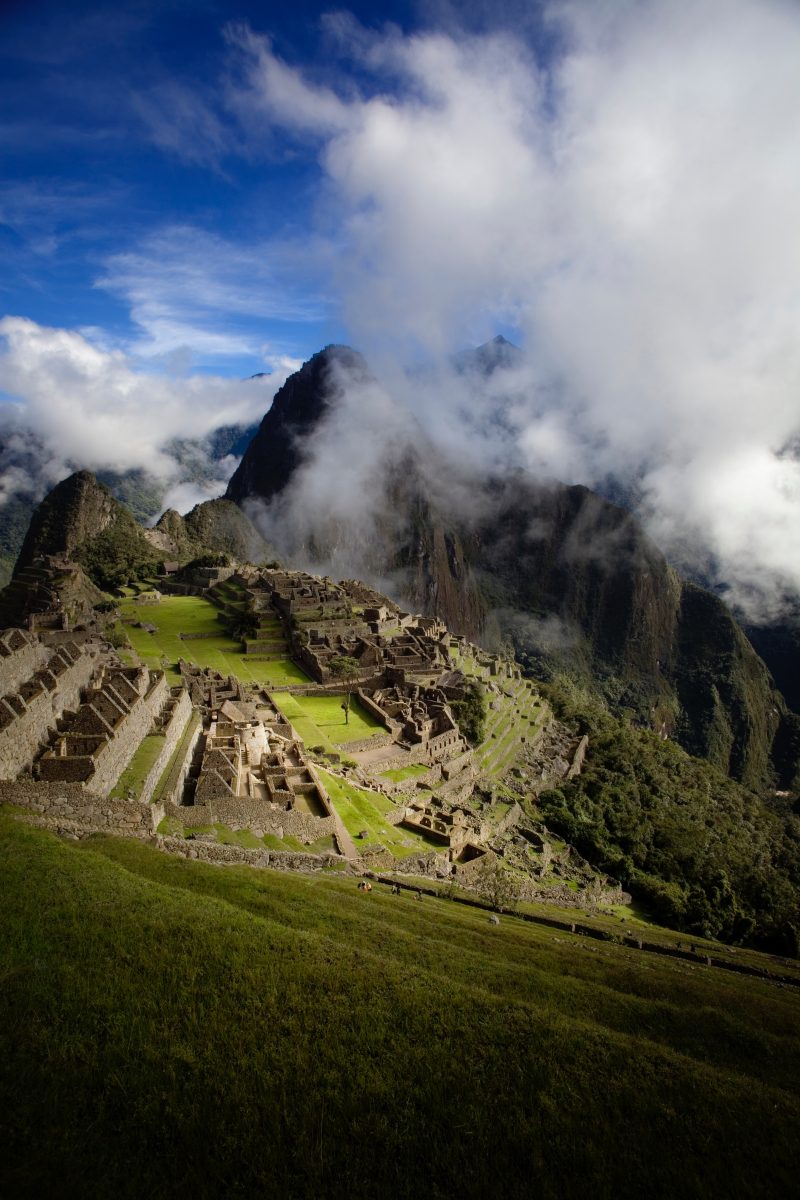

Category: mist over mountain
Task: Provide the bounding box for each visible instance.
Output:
[227,343,800,794]
[0,409,260,586]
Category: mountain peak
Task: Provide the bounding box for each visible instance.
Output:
[226,345,371,505]
[455,335,522,376]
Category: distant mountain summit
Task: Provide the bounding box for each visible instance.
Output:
[226,345,368,505]
[0,470,270,626]
[454,333,523,376]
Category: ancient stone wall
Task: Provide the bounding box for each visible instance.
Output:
[0,631,47,696]
[566,734,589,780]
[153,834,341,872]
[340,731,394,754]
[88,673,169,796]
[156,710,203,805]
[139,688,192,804]
[0,779,155,835]
[0,644,97,780]
[164,796,336,844]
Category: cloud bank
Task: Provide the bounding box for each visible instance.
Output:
[231,0,800,617]
[0,316,289,511]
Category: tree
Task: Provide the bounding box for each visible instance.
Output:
[476,857,521,913]
[328,655,360,725]
[451,680,487,746]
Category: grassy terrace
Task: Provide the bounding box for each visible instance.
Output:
[379,762,432,783]
[1,812,798,1198]
[449,646,547,779]
[317,767,441,858]
[117,595,309,688]
[109,735,164,800]
[272,691,386,750]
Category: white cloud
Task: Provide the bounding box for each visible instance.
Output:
[0,315,285,495]
[96,225,329,362]
[230,0,800,614]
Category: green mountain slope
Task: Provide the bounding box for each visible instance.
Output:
[1,813,798,1199]
[537,678,800,953]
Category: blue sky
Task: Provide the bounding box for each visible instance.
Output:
[0,0,548,376]
[2,0,800,611]
[1,0,373,375]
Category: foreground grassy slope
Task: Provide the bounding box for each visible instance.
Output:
[1,813,798,1200]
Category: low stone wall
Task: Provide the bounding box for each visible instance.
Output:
[156,711,203,805]
[494,801,522,837]
[441,750,472,780]
[0,779,155,835]
[152,834,342,871]
[164,796,336,844]
[354,689,396,731]
[342,731,394,754]
[139,689,192,804]
[379,766,440,796]
[566,735,589,780]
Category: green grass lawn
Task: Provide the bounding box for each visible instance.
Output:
[1,811,798,1199]
[117,596,310,688]
[380,763,432,783]
[272,690,385,746]
[317,768,442,857]
[108,735,164,799]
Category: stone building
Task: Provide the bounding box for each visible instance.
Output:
[38,663,168,794]
[0,633,99,780]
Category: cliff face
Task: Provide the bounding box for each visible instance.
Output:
[226,345,368,504]
[223,345,800,793]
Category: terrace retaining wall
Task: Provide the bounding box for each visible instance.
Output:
[0,779,156,835]
[139,689,193,804]
[0,647,97,780]
[0,634,47,696]
[161,796,336,844]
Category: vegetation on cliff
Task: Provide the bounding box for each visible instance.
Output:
[539,678,800,955]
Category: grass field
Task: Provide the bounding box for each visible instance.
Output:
[272,690,386,747]
[117,595,310,688]
[1,811,798,1199]
[380,762,432,783]
[108,734,164,799]
[316,767,441,857]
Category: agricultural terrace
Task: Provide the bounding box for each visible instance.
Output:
[317,768,448,857]
[156,814,338,857]
[109,735,164,800]
[116,595,309,688]
[451,642,547,778]
[271,691,386,751]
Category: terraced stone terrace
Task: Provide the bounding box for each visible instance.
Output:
[117,595,309,688]
[316,767,442,858]
[450,643,548,779]
[109,734,164,800]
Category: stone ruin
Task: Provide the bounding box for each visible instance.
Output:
[177,691,338,846]
[0,560,594,890]
[179,660,244,709]
[37,663,168,793]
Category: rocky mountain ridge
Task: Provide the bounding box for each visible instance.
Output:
[226,344,800,794]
